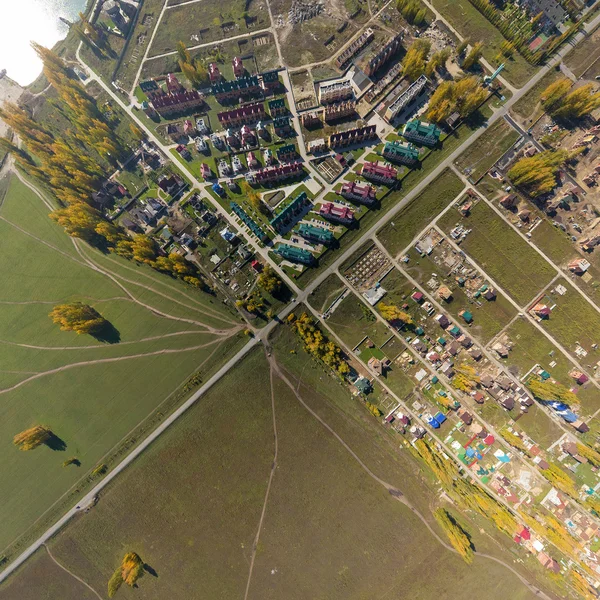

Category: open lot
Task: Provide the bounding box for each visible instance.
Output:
[510,69,562,124]
[564,24,600,78]
[454,118,520,182]
[0,331,543,600]
[309,273,347,313]
[148,0,270,57]
[538,279,600,367]
[430,0,538,88]
[0,174,243,558]
[438,200,556,306]
[376,168,464,258]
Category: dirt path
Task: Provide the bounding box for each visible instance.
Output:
[270,355,555,600]
[244,353,279,600]
[0,329,207,351]
[43,544,105,600]
[0,337,226,395]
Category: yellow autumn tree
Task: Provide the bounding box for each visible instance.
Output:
[50,302,108,335]
[434,508,474,563]
[108,552,145,597]
[13,425,52,451]
[378,302,413,325]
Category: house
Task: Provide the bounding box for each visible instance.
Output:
[361,161,397,185]
[151,86,205,117]
[354,376,373,395]
[570,369,589,385]
[208,63,221,83]
[403,119,441,147]
[469,347,482,361]
[435,314,450,328]
[183,119,195,136]
[492,342,509,358]
[176,144,191,159]
[340,181,377,205]
[568,257,591,275]
[459,309,473,323]
[329,125,377,149]
[384,75,428,122]
[275,243,314,265]
[247,151,258,169]
[268,98,287,117]
[245,162,303,185]
[336,27,375,68]
[368,356,390,376]
[276,144,297,163]
[411,291,424,303]
[212,76,261,103]
[196,117,210,134]
[261,70,280,92]
[363,31,403,76]
[532,303,551,319]
[195,137,207,152]
[230,202,268,242]
[480,374,494,388]
[217,103,265,127]
[382,140,420,166]
[324,100,357,123]
[240,125,256,146]
[232,56,244,78]
[499,194,518,209]
[298,223,334,245]
[522,0,566,31]
[200,163,212,179]
[318,80,353,104]
[270,192,311,233]
[307,138,328,154]
[518,208,531,221]
[473,391,485,403]
[458,409,473,425]
[301,110,322,128]
[319,202,354,225]
[437,285,452,302]
[484,288,496,301]
[273,116,293,137]
[572,420,590,433]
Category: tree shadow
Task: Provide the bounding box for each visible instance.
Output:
[144,563,158,578]
[45,433,67,451]
[92,321,121,344]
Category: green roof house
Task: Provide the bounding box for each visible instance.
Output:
[460,310,473,323]
[275,243,314,265]
[382,140,420,166]
[402,119,441,147]
[298,223,334,245]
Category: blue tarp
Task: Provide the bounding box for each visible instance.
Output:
[434,412,447,424]
[560,411,578,423]
[548,401,569,411]
[427,416,440,429]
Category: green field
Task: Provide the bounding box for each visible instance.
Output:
[539,279,600,367]
[376,169,464,257]
[309,273,347,313]
[454,118,520,181]
[501,318,600,415]
[438,201,556,306]
[0,174,244,558]
[430,0,538,88]
[0,330,543,599]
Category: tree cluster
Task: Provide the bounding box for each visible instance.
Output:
[541,462,578,498]
[541,78,600,120]
[396,0,428,25]
[13,425,52,451]
[402,39,431,82]
[508,149,570,197]
[0,44,126,208]
[461,41,484,71]
[257,265,283,296]
[499,429,529,455]
[292,313,350,376]
[365,401,383,417]
[50,302,109,335]
[377,302,413,326]
[176,41,209,87]
[236,293,266,316]
[526,377,578,406]
[108,552,145,597]
[425,48,452,77]
[434,508,474,563]
[426,76,487,123]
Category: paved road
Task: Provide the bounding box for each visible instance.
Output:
[2,10,600,586]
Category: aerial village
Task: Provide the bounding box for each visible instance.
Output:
[28,0,600,595]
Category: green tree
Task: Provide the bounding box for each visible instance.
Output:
[257,265,283,295]
[462,41,483,70]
